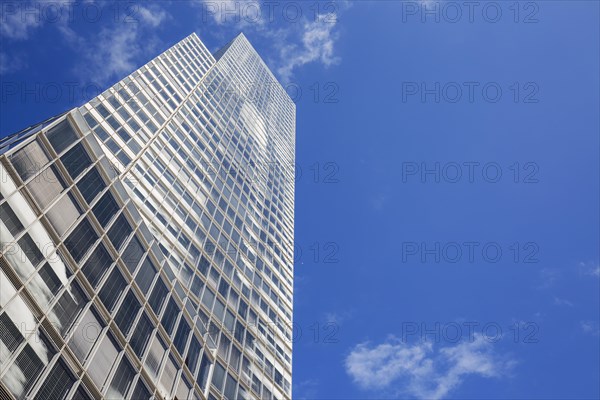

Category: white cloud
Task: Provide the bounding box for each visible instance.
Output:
[579,261,600,278]
[0,52,26,74]
[276,14,340,83]
[553,297,574,307]
[137,5,169,27]
[0,1,44,40]
[537,268,560,289]
[59,5,169,85]
[195,0,345,82]
[580,320,600,336]
[293,379,319,400]
[345,335,515,399]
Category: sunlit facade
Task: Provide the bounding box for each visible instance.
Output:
[0,33,295,399]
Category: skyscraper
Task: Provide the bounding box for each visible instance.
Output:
[0,32,295,400]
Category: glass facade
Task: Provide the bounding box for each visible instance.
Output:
[0,33,295,400]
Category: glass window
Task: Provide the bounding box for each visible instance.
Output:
[88,332,119,390]
[107,214,132,251]
[0,313,23,368]
[130,312,153,358]
[46,192,82,237]
[72,384,93,400]
[224,373,237,400]
[34,358,75,400]
[229,345,241,372]
[173,318,191,355]
[211,362,225,391]
[10,140,50,181]
[130,379,151,400]
[17,233,44,268]
[38,262,63,296]
[46,120,78,155]
[107,356,135,398]
[121,235,144,273]
[99,267,126,312]
[77,167,106,204]
[51,280,87,335]
[158,355,177,398]
[92,191,119,227]
[185,335,201,374]
[144,335,166,379]
[217,333,230,361]
[3,343,44,398]
[61,143,92,179]
[149,278,168,315]
[64,218,98,262]
[68,307,104,362]
[161,298,179,335]
[114,290,140,335]
[82,243,113,288]
[134,257,156,295]
[0,202,24,237]
[26,164,66,210]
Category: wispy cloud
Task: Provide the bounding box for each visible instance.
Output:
[553,297,574,307]
[194,0,346,82]
[137,4,170,27]
[537,268,560,289]
[293,379,320,400]
[324,310,353,325]
[275,14,340,83]
[60,4,169,85]
[0,52,26,74]
[579,261,600,278]
[345,335,515,399]
[580,320,600,336]
[0,1,44,40]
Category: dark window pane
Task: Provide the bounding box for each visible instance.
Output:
[38,262,63,295]
[6,344,44,397]
[122,235,144,273]
[130,379,151,400]
[0,313,23,357]
[173,318,191,356]
[82,243,113,288]
[211,362,225,391]
[61,143,92,179]
[130,313,153,358]
[17,233,44,267]
[72,384,92,400]
[135,258,156,295]
[224,374,237,399]
[34,359,75,400]
[185,335,201,374]
[0,202,24,237]
[161,298,179,335]
[92,191,119,227]
[197,354,212,390]
[148,278,168,315]
[77,167,105,204]
[47,120,78,154]
[108,214,132,251]
[64,219,98,262]
[99,267,126,311]
[108,356,135,398]
[115,290,140,335]
[197,256,210,276]
[52,281,87,335]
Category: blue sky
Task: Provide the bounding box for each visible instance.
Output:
[1,1,599,399]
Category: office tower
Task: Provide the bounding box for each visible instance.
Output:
[0,32,295,400]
